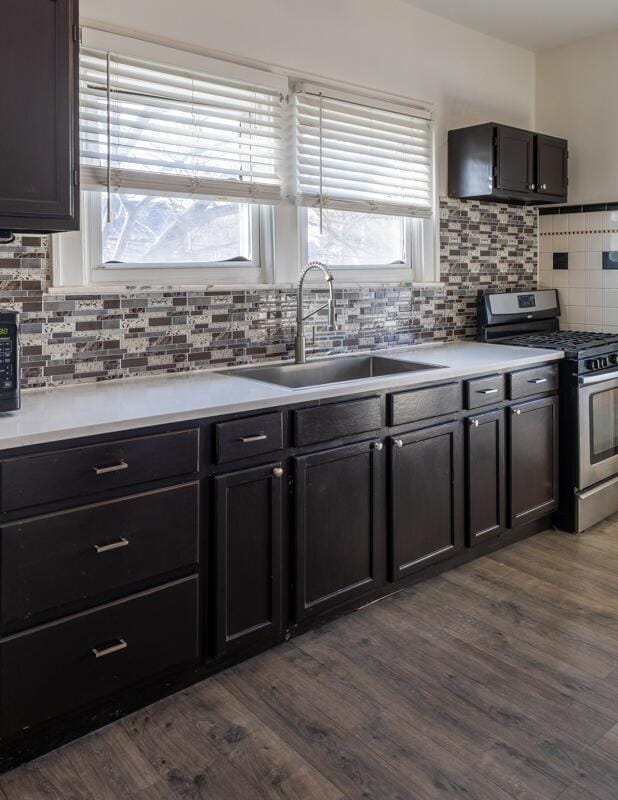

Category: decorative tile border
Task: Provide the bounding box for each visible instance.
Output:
[0,198,538,389]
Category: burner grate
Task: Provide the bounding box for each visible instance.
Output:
[502,330,618,351]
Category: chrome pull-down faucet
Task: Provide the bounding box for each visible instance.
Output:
[295,261,336,364]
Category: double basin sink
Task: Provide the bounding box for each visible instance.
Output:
[221,354,443,390]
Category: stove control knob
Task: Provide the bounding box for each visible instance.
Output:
[587,359,600,371]
[610,354,618,366]
[600,357,609,369]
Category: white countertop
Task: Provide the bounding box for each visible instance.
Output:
[0,341,563,451]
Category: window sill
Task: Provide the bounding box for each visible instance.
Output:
[48,280,445,295]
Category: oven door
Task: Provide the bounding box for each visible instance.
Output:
[579,373,618,489]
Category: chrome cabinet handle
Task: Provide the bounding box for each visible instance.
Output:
[528,183,536,190]
[239,434,268,443]
[470,419,479,427]
[92,638,128,659]
[514,409,522,415]
[479,388,499,395]
[93,537,129,554]
[92,460,128,476]
[272,467,283,478]
[541,183,547,190]
[372,442,383,451]
[529,378,547,384]
[394,439,404,448]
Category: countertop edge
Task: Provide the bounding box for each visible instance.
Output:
[0,344,564,452]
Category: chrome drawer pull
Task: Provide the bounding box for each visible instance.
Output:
[394,439,404,448]
[272,467,283,478]
[529,378,548,384]
[471,419,479,427]
[514,409,522,415]
[239,434,268,443]
[479,388,499,395]
[92,638,128,659]
[92,460,128,476]
[93,537,129,554]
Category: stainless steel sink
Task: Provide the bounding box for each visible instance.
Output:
[221,355,444,390]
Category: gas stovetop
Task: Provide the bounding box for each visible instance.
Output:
[500,330,618,357]
[478,290,618,362]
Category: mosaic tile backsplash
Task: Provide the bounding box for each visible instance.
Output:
[1,198,538,389]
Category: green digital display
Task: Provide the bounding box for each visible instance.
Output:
[0,328,9,336]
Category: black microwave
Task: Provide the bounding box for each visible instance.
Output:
[0,312,19,412]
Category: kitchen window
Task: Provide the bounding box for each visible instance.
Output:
[293,84,435,283]
[53,30,436,289]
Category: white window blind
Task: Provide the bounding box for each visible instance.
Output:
[293,83,433,218]
[79,44,287,204]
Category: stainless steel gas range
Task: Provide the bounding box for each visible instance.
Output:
[478,288,618,532]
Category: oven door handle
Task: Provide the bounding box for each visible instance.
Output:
[579,370,618,386]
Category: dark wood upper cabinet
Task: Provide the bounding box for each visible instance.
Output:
[293,441,385,623]
[448,122,568,205]
[0,0,80,233]
[214,463,283,656]
[536,134,568,198]
[390,421,464,580]
[508,396,559,527]
[496,127,534,194]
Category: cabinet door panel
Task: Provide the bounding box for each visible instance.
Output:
[0,0,79,231]
[508,396,559,527]
[215,463,282,655]
[537,134,568,198]
[294,442,384,622]
[496,126,534,193]
[391,421,463,579]
[466,410,506,546]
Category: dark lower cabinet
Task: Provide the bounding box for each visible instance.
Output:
[0,577,199,739]
[466,410,506,546]
[294,441,384,622]
[214,463,283,655]
[390,421,464,579]
[508,396,559,527]
[0,483,200,631]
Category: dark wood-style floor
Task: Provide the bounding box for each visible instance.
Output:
[4,517,618,800]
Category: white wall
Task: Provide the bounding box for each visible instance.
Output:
[537,29,618,204]
[80,0,535,194]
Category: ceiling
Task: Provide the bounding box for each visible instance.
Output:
[399,0,618,51]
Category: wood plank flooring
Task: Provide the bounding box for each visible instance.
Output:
[4,516,618,799]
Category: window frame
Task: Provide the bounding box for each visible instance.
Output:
[52,30,440,292]
[84,192,268,286]
[298,207,436,284]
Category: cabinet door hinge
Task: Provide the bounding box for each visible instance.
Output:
[73,24,82,43]
[73,169,79,187]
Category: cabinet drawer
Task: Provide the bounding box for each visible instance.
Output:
[0,577,199,738]
[0,429,199,512]
[293,396,383,447]
[465,374,505,409]
[215,412,283,464]
[389,382,461,427]
[0,483,200,630]
[508,364,559,400]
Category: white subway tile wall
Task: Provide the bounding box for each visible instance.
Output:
[538,207,618,332]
